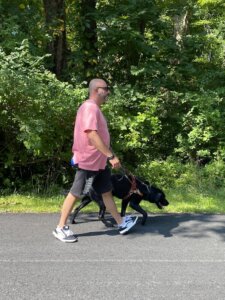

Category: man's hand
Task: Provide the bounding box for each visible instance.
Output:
[109,156,121,169]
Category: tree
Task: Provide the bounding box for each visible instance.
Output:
[43,0,67,78]
[0,40,86,190]
[1,0,225,190]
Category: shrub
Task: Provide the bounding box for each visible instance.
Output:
[0,40,87,191]
[136,158,225,191]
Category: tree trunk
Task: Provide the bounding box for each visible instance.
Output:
[173,10,189,48]
[43,0,67,79]
[77,0,98,80]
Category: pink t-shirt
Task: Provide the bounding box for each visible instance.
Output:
[72,99,110,171]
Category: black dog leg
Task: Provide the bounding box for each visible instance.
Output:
[98,205,106,220]
[98,202,115,228]
[90,191,107,222]
[120,198,130,217]
[129,202,148,225]
[70,196,92,224]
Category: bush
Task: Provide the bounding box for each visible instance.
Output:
[136,158,225,192]
[0,40,87,191]
[204,160,225,188]
[136,158,185,188]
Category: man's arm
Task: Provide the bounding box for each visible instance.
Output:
[86,130,121,169]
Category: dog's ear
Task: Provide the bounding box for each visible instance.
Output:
[154,193,162,208]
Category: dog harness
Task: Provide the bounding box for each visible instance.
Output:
[123,175,143,200]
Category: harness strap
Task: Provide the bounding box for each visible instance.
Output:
[123,174,143,200]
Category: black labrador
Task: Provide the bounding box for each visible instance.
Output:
[70,173,169,226]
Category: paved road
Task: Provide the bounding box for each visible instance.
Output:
[0,213,225,300]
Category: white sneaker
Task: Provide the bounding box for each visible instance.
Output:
[124,215,133,221]
[119,216,138,235]
[114,215,132,229]
[52,225,78,243]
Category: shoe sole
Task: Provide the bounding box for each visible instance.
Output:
[119,216,138,235]
[52,231,78,243]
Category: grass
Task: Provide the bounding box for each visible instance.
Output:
[0,186,225,214]
[0,194,63,213]
[165,187,225,214]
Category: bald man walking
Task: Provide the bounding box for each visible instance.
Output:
[53,79,138,242]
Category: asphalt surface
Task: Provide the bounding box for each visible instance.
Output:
[0,213,225,300]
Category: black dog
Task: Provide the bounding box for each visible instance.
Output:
[70,173,169,225]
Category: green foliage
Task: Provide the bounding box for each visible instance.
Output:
[204,160,225,188]
[175,90,225,160]
[103,85,161,165]
[136,158,184,188]
[0,0,48,55]
[136,158,225,191]
[0,1,225,192]
[0,40,87,190]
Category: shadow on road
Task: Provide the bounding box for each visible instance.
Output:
[134,214,225,241]
[74,213,225,240]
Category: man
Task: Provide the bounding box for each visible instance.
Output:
[53,79,138,242]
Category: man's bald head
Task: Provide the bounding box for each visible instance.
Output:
[89,79,106,94]
[88,78,110,105]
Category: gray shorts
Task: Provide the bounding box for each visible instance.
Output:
[70,167,112,198]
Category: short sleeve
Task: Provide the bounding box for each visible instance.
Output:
[81,103,99,132]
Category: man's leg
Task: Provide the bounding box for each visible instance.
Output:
[52,192,78,243]
[53,169,86,243]
[94,168,123,224]
[58,192,78,228]
[102,191,138,234]
[101,191,123,225]
[95,168,138,234]
[57,169,90,227]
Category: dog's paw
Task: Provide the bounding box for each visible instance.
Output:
[101,219,115,227]
[141,218,147,225]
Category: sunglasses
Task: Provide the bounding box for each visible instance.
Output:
[97,86,110,91]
